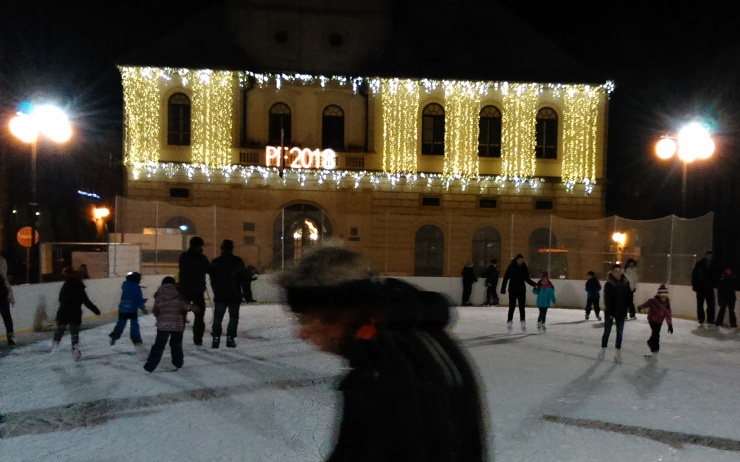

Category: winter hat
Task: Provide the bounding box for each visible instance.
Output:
[189,236,204,248]
[220,239,234,252]
[514,253,524,260]
[656,284,669,297]
[541,271,549,279]
[587,271,595,276]
[162,276,176,285]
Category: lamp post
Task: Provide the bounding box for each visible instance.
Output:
[655,122,715,217]
[9,104,72,282]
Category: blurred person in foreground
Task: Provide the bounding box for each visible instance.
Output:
[278,245,488,462]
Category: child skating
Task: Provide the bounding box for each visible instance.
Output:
[144,276,199,372]
[585,271,602,321]
[51,267,101,360]
[109,272,147,345]
[533,271,556,330]
[638,284,673,361]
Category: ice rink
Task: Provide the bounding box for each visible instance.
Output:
[1,303,739,462]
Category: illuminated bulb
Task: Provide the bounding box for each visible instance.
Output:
[655,138,676,159]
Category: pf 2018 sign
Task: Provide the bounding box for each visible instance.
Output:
[266,146,337,169]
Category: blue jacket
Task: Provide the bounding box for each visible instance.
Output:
[118,280,146,314]
[533,284,556,309]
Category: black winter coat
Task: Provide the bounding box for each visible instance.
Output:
[603,273,631,320]
[461,266,477,286]
[56,278,100,325]
[717,273,737,303]
[209,251,248,303]
[501,260,536,294]
[178,248,210,301]
[691,258,716,293]
[482,264,499,287]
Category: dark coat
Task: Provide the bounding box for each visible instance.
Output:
[328,279,487,462]
[717,272,737,304]
[56,277,100,325]
[482,264,499,287]
[153,283,196,331]
[500,260,536,294]
[691,257,716,293]
[178,247,210,301]
[585,277,602,298]
[461,266,477,286]
[209,251,248,303]
[603,272,631,320]
[640,297,673,326]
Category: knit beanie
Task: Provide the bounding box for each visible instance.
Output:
[657,284,669,297]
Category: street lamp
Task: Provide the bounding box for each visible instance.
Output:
[9,104,72,282]
[655,122,715,217]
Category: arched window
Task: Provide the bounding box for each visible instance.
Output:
[268,103,292,145]
[528,227,568,279]
[536,107,558,159]
[322,105,345,150]
[472,227,501,275]
[478,106,501,157]
[414,225,445,276]
[422,103,445,155]
[167,93,191,146]
[272,204,332,269]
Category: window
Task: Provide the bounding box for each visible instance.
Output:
[478,106,501,157]
[536,107,558,159]
[528,228,567,279]
[535,200,553,210]
[422,197,441,206]
[169,187,190,198]
[422,103,445,155]
[414,225,445,276]
[167,93,191,146]
[322,105,345,150]
[268,103,292,145]
[472,227,501,275]
[479,198,497,208]
[243,222,255,232]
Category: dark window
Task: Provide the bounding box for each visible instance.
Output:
[478,105,502,157]
[422,103,445,155]
[243,222,255,232]
[243,236,256,245]
[167,93,191,146]
[170,188,190,198]
[350,227,359,236]
[472,227,501,275]
[414,225,445,276]
[536,107,558,159]
[322,105,345,150]
[479,198,497,208]
[535,200,553,210]
[268,103,291,145]
[422,197,441,206]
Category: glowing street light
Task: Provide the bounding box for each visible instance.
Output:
[9,103,72,282]
[655,122,714,217]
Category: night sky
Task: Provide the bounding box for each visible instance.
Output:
[1,1,739,254]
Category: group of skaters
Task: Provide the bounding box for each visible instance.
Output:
[462,250,737,361]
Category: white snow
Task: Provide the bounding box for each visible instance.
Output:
[1,304,739,461]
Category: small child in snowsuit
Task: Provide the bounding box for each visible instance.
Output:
[638,284,673,360]
[51,267,101,360]
[533,271,556,330]
[585,271,602,321]
[144,276,199,372]
[109,272,147,345]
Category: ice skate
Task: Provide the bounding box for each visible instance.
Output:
[537,322,543,330]
[7,333,15,347]
[506,320,513,331]
[226,336,236,348]
[614,349,623,364]
[72,345,82,362]
[520,321,526,332]
[596,314,602,321]
[597,348,606,360]
[212,337,220,349]
[49,340,60,353]
[585,314,590,320]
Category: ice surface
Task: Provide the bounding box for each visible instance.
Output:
[1,305,739,461]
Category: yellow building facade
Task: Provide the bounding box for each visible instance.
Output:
[120,67,613,276]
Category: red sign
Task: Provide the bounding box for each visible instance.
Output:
[17,227,40,248]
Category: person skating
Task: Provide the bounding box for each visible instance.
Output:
[0,255,16,346]
[144,276,200,372]
[461,259,478,306]
[278,246,487,462]
[179,236,210,345]
[51,267,101,360]
[501,254,537,331]
[209,239,250,348]
[602,264,631,362]
[638,284,673,361]
[533,271,556,330]
[715,267,737,328]
[481,259,499,306]
[584,271,602,321]
[624,259,639,320]
[691,250,717,328]
[109,272,148,345]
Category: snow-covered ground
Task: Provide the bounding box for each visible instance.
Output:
[1,304,739,462]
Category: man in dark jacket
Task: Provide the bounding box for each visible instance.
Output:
[209,239,249,348]
[602,264,632,356]
[481,259,500,306]
[179,236,210,346]
[278,246,488,462]
[691,250,717,328]
[500,254,536,330]
[461,259,477,306]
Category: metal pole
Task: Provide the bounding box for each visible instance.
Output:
[281,208,285,270]
[681,162,688,218]
[154,201,159,274]
[29,139,38,283]
[548,214,553,274]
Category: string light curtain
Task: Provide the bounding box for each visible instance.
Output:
[500,83,540,179]
[381,78,419,174]
[561,85,600,190]
[121,67,161,165]
[191,70,235,167]
[443,81,482,177]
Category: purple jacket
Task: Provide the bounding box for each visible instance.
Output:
[152,284,197,332]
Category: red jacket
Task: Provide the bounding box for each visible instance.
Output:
[640,297,673,326]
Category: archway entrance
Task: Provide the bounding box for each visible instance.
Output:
[272,204,332,269]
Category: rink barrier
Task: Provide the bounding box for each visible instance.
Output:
[0,275,729,339]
